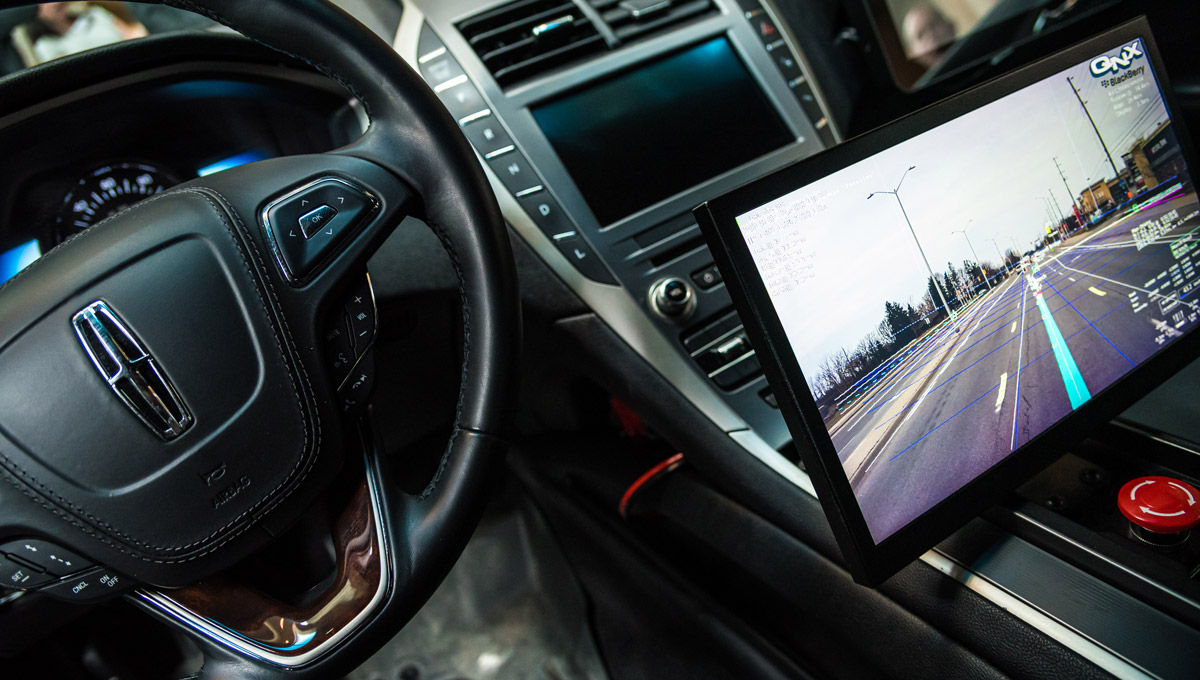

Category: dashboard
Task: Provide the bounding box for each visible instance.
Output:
[0,1,825,473]
[0,65,362,283]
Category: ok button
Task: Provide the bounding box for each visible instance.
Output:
[299,204,339,239]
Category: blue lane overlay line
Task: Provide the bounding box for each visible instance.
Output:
[867,283,1095,423]
[880,294,1132,463]
[857,299,991,409]
[1033,289,1091,408]
[861,296,1005,417]
[847,317,959,415]
[836,314,959,407]
[1045,247,1127,292]
[870,335,1017,429]
[859,283,1020,413]
[849,210,1180,450]
[1042,275,1135,367]
[888,384,998,462]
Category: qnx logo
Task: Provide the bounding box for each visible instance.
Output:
[1090,41,1145,77]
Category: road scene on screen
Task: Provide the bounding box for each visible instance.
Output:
[735,38,1199,542]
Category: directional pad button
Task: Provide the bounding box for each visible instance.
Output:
[299,204,339,239]
[263,177,378,282]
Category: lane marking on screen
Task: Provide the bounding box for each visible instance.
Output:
[847,315,961,429]
[864,279,1026,436]
[1012,279,1028,451]
[726,32,1200,548]
[1043,276,1135,367]
[866,292,997,470]
[887,382,1001,463]
[995,373,1008,413]
[1054,261,1200,312]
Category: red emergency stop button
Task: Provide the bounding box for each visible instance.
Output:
[1117,476,1200,534]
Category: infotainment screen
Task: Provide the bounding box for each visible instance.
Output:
[531,37,794,226]
[695,20,1200,584]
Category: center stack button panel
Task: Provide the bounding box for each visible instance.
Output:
[417,25,618,285]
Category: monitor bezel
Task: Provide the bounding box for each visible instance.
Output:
[694,17,1200,585]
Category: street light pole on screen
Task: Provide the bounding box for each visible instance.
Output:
[868,166,957,320]
[989,238,1008,272]
[950,219,992,291]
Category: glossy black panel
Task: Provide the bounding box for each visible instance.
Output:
[532,37,793,226]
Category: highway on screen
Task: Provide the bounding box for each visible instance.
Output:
[827,191,1200,542]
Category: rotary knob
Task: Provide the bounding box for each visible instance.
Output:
[649,278,695,321]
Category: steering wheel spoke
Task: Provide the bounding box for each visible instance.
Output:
[186,153,418,411]
[191,153,415,298]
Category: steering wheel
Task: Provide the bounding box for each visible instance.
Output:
[0,0,519,677]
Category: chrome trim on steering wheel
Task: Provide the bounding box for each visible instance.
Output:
[132,444,390,668]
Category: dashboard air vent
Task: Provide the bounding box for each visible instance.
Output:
[457,0,607,87]
[589,0,717,42]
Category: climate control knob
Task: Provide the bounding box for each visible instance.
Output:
[649,278,696,321]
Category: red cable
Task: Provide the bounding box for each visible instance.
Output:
[618,453,685,519]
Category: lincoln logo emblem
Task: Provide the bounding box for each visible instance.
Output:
[72,301,193,441]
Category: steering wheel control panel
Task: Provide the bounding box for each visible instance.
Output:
[324,273,379,413]
[260,176,380,283]
[0,538,131,603]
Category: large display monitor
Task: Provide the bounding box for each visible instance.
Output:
[695,19,1200,584]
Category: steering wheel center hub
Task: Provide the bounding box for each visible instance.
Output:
[0,189,323,585]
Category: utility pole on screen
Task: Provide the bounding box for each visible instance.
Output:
[1053,157,1082,215]
[1068,76,1122,186]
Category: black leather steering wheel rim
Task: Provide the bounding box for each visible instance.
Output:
[0,1,520,677]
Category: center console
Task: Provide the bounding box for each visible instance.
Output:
[394,0,837,466]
